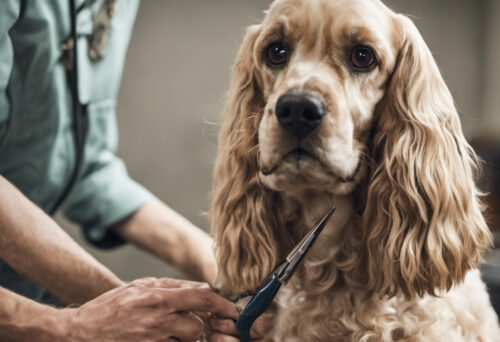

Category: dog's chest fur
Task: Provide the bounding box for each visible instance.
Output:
[269,269,498,341]
[267,212,500,342]
[265,197,499,342]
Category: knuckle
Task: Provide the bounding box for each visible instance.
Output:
[123,286,141,298]
[143,316,162,330]
[132,277,158,287]
[121,288,163,308]
[126,281,138,289]
[121,287,139,303]
[143,292,162,305]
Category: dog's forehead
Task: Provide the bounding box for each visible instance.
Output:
[267,0,391,17]
[264,0,395,44]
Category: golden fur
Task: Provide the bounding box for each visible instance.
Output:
[210,0,500,340]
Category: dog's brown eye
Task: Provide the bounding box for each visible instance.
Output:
[265,41,289,68]
[349,46,376,70]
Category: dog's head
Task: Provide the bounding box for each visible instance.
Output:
[211,0,491,299]
[256,0,397,195]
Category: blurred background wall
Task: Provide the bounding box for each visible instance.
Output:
[59,0,500,282]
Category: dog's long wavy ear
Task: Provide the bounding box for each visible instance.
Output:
[210,25,290,297]
[361,16,492,299]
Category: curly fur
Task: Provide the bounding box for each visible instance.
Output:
[210,0,500,340]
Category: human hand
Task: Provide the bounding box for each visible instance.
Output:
[60,277,239,342]
[205,313,273,342]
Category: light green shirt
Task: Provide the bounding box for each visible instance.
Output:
[0,0,153,305]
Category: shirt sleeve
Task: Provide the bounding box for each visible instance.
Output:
[62,154,154,249]
[0,0,20,139]
[61,0,148,249]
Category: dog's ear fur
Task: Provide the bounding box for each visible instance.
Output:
[210,25,293,297]
[360,16,492,298]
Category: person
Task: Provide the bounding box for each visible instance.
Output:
[0,0,270,341]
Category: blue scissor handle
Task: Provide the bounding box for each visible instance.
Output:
[235,276,281,342]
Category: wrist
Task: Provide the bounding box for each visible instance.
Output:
[40,306,73,342]
[0,303,71,342]
[185,228,217,284]
[54,307,81,342]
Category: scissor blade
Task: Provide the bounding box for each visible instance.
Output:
[278,206,336,283]
[286,206,336,261]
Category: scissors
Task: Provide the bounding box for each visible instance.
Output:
[233,206,336,342]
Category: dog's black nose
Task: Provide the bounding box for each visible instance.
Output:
[275,92,326,139]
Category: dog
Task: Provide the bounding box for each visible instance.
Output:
[210,0,500,340]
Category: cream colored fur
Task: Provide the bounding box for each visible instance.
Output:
[210,0,500,340]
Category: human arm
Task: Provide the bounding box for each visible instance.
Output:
[0,175,123,304]
[0,286,67,342]
[0,175,264,341]
[114,198,217,284]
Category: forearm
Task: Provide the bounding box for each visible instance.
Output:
[0,287,67,342]
[0,176,123,304]
[114,199,217,284]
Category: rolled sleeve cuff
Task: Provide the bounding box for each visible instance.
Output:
[63,158,154,249]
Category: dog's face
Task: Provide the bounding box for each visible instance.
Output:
[255,0,397,194]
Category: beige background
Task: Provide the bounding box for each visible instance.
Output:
[60,0,500,281]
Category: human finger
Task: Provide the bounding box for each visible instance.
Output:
[155,278,209,289]
[249,313,273,339]
[168,312,204,342]
[209,315,271,340]
[208,316,238,337]
[164,288,238,319]
[129,277,209,290]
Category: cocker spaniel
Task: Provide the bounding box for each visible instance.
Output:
[210,0,500,340]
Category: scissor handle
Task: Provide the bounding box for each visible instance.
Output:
[235,276,281,342]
